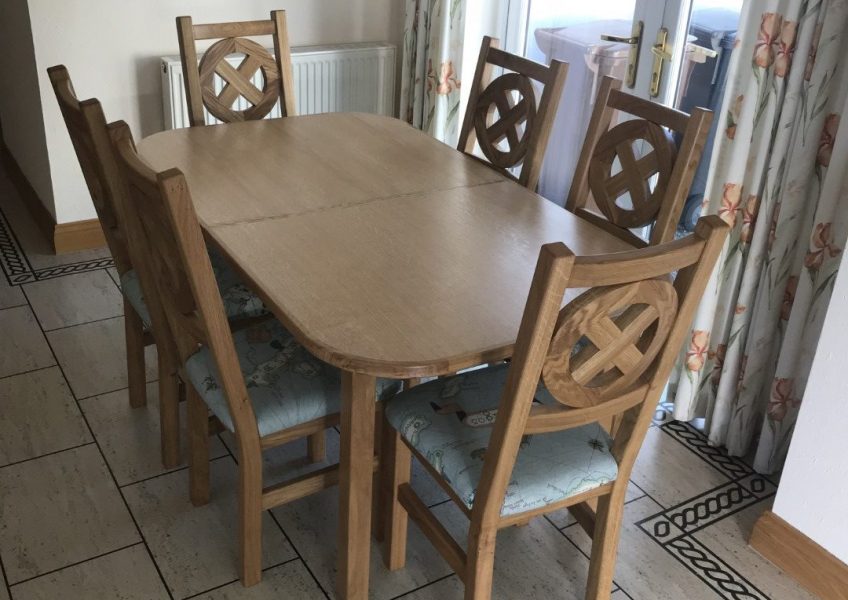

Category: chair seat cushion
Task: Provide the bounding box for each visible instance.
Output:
[185,320,400,437]
[120,247,267,328]
[384,364,618,517]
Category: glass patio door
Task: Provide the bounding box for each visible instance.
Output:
[507,0,743,230]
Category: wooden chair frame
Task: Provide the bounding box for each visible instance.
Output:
[176,10,296,126]
[108,121,368,586]
[566,76,713,247]
[381,216,728,599]
[47,65,182,465]
[457,36,568,191]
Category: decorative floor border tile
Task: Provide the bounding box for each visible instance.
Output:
[634,422,778,600]
[0,206,113,286]
[659,420,755,480]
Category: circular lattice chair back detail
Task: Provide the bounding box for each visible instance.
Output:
[542,279,678,408]
[472,72,537,169]
[198,37,281,122]
[588,119,678,231]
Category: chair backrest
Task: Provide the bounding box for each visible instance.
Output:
[471,215,728,526]
[565,76,713,247]
[47,65,132,273]
[108,121,260,443]
[176,10,296,126]
[457,36,568,190]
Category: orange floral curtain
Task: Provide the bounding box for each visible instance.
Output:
[672,0,848,473]
[400,0,466,145]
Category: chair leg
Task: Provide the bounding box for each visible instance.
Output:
[465,525,498,600]
[307,432,326,463]
[187,385,210,506]
[158,352,181,469]
[585,493,625,600]
[124,300,147,408]
[373,402,386,542]
[239,447,264,587]
[382,425,412,570]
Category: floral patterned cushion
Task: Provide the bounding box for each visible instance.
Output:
[120,247,267,328]
[184,320,401,437]
[384,364,618,517]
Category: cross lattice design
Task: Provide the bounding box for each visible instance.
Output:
[472,72,537,169]
[543,280,677,407]
[588,119,677,230]
[197,37,281,122]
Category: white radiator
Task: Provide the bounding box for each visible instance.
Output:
[161,42,396,129]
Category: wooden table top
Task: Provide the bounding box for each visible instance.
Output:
[138,113,632,378]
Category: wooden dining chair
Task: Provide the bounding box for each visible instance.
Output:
[107,120,400,586]
[380,215,728,599]
[457,36,568,191]
[566,76,713,247]
[48,65,270,468]
[176,10,296,126]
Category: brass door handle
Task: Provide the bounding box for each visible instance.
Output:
[600,33,640,45]
[651,43,672,61]
[600,20,643,88]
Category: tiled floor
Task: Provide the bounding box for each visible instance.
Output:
[0,164,815,599]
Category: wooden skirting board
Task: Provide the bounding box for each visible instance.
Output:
[53,218,106,253]
[750,510,848,600]
[2,146,105,253]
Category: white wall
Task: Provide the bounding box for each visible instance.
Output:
[772,247,848,564]
[0,0,56,219]
[3,0,402,224]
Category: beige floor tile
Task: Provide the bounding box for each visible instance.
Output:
[629,426,729,507]
[0,569,8,600]
[0,367,91,466]
[0,276,25,310]
[0,444,140,583]
[0,306,55,378]
[271,485,453,599]
[24,270,123,330]
[8,544,168,600]
[563,496,716,600]
[400,504,591,599]
[46,317,157,398]
[693,499,817,600]
[122,456,295,598]
[195,559,324,599]
[80,381,228,486]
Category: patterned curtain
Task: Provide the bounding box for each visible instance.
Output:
[672,0,848,473]
[400,0,467,145]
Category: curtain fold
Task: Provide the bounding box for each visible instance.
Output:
[400,0,467,146]
[672,0,848,473]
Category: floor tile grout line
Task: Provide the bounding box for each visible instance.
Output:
[179,555,303,600]
[6,541,145,588]
[19,285,177,600]
[267,510,331,600]
[39,312,128,334]
[0,541,11,600]
[39,312,125,334]
[118,454,231,490]
[387,572,456,600]
[0,441,97,472]
[0,362,61,382]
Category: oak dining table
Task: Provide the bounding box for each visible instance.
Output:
[137,112,632,599]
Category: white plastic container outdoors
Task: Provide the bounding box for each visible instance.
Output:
[534,20,630,205]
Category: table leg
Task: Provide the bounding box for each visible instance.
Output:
[338,370,377,599]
